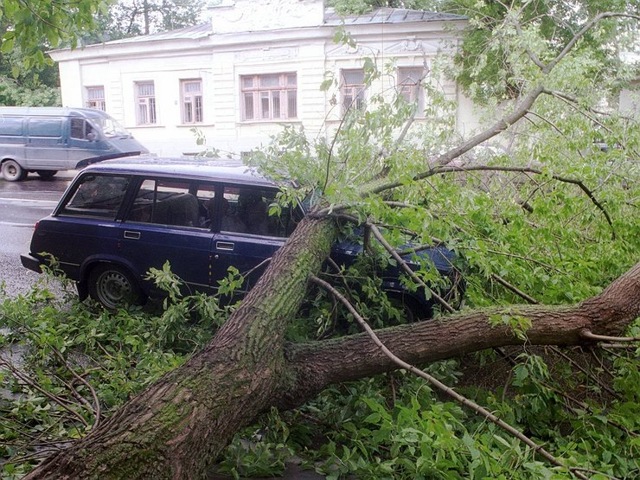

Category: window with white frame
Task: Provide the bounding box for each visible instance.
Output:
[85,86,106,111]
[180,79,203,124]
[398,67,426,114]
[340,69,365,112]
[135,81,157,125]
[241,73,297,121]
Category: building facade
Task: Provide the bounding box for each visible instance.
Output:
[50,0,471,157]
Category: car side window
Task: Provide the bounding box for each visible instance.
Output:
[60,174,129,219]
[218,186,246,233]
[220,186,302,237]
[126,179,201,228]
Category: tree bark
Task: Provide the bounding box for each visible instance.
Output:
[25,213,640,479]
[281,262,640,408]
[25,215,338,479]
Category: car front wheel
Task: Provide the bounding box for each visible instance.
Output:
[2,160,27,182]
[88,264,143,309]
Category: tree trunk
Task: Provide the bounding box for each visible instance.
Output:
[25,212,640,478]
[25,215,338,479]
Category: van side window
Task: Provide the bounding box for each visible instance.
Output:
[60,174,129,219]
[127,179,201,228]
[28,118,63,137]
[0,116,23,136]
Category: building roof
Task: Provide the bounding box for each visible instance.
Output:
[81,7,465,48]
[97,22,213,46]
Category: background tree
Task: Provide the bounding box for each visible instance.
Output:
[0,0,105,106]
[0,0,105,69]
[86,0,205,42]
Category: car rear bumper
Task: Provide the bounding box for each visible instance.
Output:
[20,254,43,273]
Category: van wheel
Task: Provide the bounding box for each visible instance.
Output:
[37,170,58,179]
[88,264,143,310]
[2,160,27,182]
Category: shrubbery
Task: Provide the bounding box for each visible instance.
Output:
[1,267,638,479]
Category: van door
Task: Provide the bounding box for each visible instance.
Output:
[67,117,108,166]
[118,178,214,295]
[25,117,67,169]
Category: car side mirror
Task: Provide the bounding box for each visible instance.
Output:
[87,132,97,141]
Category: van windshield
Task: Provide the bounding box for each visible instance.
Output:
[92,116,131,138]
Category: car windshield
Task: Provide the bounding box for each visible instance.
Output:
[91,116,131,138]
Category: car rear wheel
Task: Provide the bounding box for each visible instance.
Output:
[2,160,27,182]
[37,170,58,179]
[88,264,143,309]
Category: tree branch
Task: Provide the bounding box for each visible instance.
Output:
[285,261,640,404]
[309,275,589,479]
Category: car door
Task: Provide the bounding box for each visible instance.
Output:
[67,117,109,166]
[208,184,300,292]
[32,173,132,281]
[117,178,214,295]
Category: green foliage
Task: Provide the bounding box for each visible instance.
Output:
[216,408,296,479]
[0,0,106,71]
[328,0,445,16]
[236,8,640,478]
[444,0,640,103]
[0,268,233,474]
[217,344,640,479]
[85,0,205,43]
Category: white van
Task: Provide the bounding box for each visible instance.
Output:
[0,107,148,181]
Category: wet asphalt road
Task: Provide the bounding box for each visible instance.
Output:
[0,171,74,297]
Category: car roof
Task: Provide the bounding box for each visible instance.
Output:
[81,156,278,187]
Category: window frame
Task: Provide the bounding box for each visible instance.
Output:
[398,67,426,116]
[340,68,366,113]
[59,174,130,220]
[135,81,157,125]
[240,73,297,122]
[180,79,204,124]
[85,86,106,111]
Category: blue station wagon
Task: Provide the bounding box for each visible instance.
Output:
[21,157,462,314]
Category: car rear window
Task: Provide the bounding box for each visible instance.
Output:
[59,174,130,219]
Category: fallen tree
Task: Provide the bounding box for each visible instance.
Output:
[15,6,640,480]
[22,210,640,478]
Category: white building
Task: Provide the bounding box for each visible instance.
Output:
[49,0,470,157]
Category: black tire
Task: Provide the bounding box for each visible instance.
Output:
[88,264,143,309]
[2,159,27,182]
[387,293,429,324]
[37,170,58,179]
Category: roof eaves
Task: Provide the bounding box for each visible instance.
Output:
[324,8,466,26]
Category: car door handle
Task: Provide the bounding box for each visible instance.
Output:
[124,230,141,240]
[215,241,235,251]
